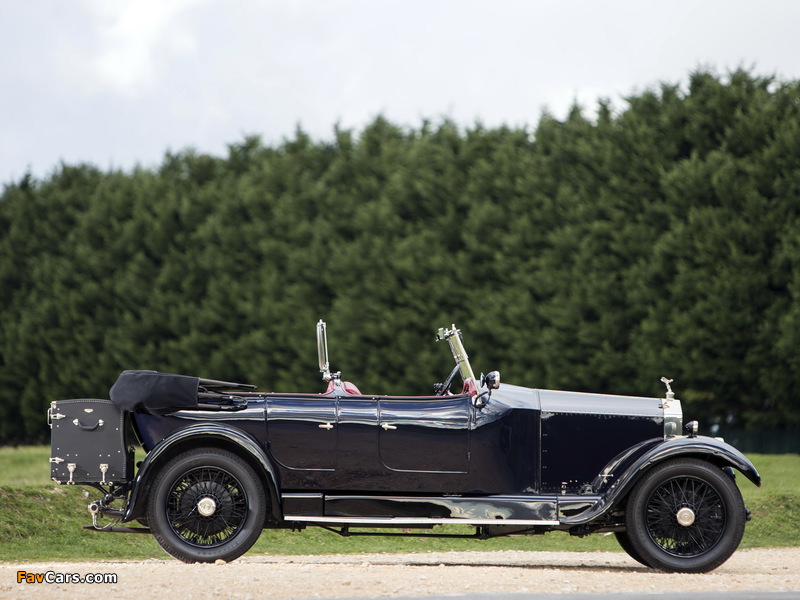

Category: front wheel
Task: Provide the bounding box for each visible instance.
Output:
[614,531,650,567]
[146,448,266,563]
[625,458,746,573]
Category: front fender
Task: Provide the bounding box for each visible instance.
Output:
[123,423,282,523]
[606,435,761,493]
[561,435,760,526]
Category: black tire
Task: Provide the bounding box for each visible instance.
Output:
[614,531,651,567]
[625,458,746,573]
[146,448,266,563]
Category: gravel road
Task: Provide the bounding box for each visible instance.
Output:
[3,548,799,599]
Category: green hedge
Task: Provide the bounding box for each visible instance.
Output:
[2,69,800,445]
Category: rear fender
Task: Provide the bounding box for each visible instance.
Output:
[123,423,282,523]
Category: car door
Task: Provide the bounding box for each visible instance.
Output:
[378,394,471,473]
[266,395,337,470]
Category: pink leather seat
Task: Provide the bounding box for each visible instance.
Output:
[323,380,363,395]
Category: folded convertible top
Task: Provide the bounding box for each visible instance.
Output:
[110,370,200,414]
[110,370,258,414]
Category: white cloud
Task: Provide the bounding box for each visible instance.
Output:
[74,0,203,95]
[4,0,800,185]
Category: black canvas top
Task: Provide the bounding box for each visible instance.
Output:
[109,370,199,414]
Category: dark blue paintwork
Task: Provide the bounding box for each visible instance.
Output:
[129,378,759,528]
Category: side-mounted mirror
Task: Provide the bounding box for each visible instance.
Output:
[317,320,331,381]
[482,370,501,390]
[474,370,501,408]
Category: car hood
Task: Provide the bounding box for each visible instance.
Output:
[489,383,666,418]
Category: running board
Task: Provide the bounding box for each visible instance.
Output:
[83,525,152,534]
[283,493,565,524]
[284,516,559,526]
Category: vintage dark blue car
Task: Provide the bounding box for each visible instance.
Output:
[49,321,760,572]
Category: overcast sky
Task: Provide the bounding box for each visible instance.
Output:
[2,0,800,186]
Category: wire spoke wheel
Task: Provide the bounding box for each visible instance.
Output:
[645,476,724,557]
[167,466,248,547]
[624,458,746,573]
[147,448,267,563]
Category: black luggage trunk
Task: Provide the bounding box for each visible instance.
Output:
[49,399,133,485]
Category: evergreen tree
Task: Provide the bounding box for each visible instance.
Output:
[1,68,799,444]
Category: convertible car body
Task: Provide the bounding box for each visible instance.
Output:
[49,322,760,572]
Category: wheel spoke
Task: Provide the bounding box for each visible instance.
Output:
[644,475,725,558]
[166,466,249,548]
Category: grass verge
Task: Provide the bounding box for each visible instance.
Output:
[0,447,796,562]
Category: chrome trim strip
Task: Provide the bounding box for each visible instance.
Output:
[282,493,323,499]
[284,515,560,526]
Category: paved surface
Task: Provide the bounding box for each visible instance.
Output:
[378,594,800,600]
[2,548,799,599]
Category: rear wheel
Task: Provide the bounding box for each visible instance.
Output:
[147,448,266,563]
[625,458,746,573]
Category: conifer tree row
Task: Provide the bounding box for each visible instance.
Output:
[1,69,798,444]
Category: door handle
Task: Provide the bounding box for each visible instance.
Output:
[381,423,397,430]
[319,422,334,430]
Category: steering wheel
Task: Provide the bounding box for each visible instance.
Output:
[435,364,461,396]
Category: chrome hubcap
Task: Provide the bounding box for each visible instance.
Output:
[676,506,695,527]
[197,496,217,517]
